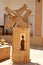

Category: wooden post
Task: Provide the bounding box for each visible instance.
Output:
[34,0,42,37]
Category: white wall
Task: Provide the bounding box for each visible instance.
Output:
[0,2,4,25]
[0,0,35,34]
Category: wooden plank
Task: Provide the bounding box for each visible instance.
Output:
[15,4,27,16]
[0,45,10,61]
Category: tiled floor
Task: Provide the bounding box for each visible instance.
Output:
[0,46,43,65]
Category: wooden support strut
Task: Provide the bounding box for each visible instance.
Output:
[4,4,32,29]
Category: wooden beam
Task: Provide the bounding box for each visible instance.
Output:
[22,9,32,22]
[5,4,32,29]
[15,4,27,16]
[34,0,42,37]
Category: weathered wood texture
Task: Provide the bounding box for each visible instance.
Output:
[0,45,10,61]
[12,27,30,63]
[5,4,32,29]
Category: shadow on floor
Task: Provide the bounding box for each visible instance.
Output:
[0,58,10,63]
[30,46,43,50]
[12,62,40,65]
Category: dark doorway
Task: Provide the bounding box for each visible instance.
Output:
[20,35,25,50]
